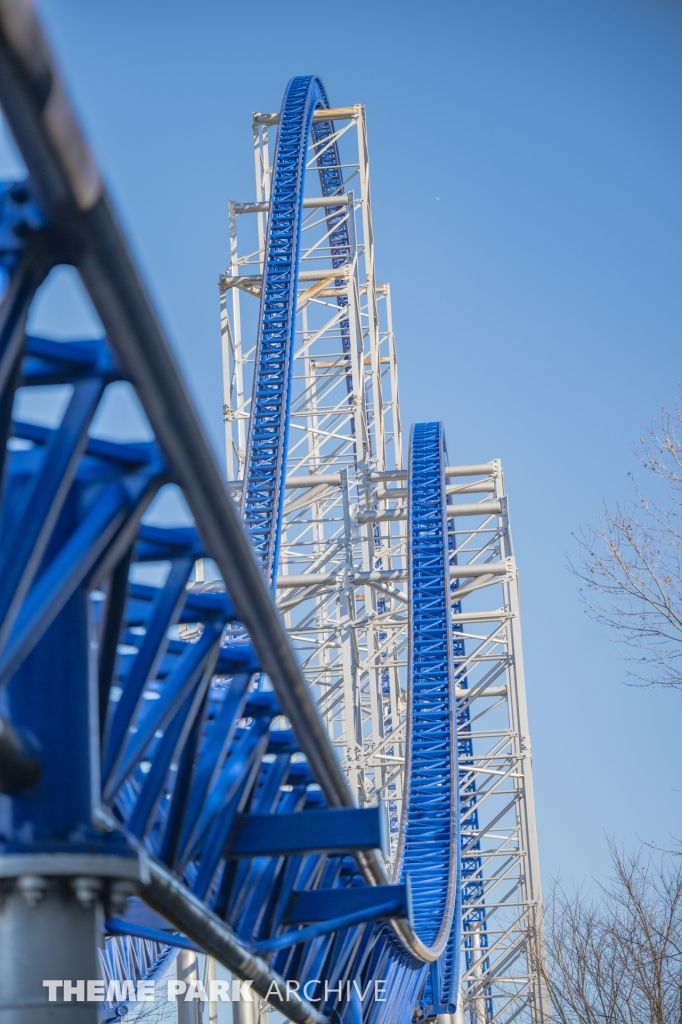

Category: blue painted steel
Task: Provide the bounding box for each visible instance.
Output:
[239,80,465,1019]
[102,556,196,785]
[242,77,356,589]
[286,883,411,923]
[241,75,359,588]
[241,76,330,587]
[99,933,175,1022]
[106,917,200,952]
[397,421,462,1017]
[401,423,459,947]
[253,901,404,954]
[0,67,465,1024]
[229,806,383,856]
[0,183,46,274]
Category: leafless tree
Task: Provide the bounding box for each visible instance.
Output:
[574,395,682,689]
[534,844,682,1024]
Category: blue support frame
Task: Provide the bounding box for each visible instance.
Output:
[241,75,357,588]
[242,76,328,587]
[400,422,462,1019]
[0,17,466,1021]
[239,76,465,1021]
[0,211,410,1016]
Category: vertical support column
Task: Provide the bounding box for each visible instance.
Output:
[232,974,259,1024]
[495,461,550,1024]
[206,957,218,1024]
[386,286,401,462]
[340,470,360,801]
[176,949,201,1024]
[0,565,142,1021]
[503,593,550,1021]
[470,925,487,1024]
[0,879,102,1023]
[221,202,246,483]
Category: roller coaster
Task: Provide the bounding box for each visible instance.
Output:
[0,8,546,1024]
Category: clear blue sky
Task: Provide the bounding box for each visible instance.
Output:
[15,0,682,885]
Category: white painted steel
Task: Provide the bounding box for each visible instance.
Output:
[219,102,548,1024]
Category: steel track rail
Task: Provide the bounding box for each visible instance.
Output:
[397,422,459,958]
[235,82,464,1024]
[241,75,356,586]
[0,8,352,820]
[0,14,370,1024]
[225,72,546,1024]
[242,75,329,587]
[398,422,461,1011]
[239,73,461,967]
[0,15,459,1023]
[0,11,470,1021]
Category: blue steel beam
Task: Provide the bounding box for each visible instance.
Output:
[399,422,462,1019]
[242,75,333,588]
[228,807,384,857]
[401,422,459,951]
[0,10,465,1021]
[239,73,465,1019]
[253,902,405,954]
[0,28,373,1021]
[286,884,411,924]
[106,917,200,952]
[242,78,356,587]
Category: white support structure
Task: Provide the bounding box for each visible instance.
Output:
[446,464,548,1024]
[219,103,548,1024]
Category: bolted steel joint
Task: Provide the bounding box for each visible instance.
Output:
[16,874,47,906]
[71,876,102,907]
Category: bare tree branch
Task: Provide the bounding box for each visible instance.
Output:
[573,396,682,689]
[532,844,682,1024]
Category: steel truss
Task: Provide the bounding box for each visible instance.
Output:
[221,97,407,833]
[0,4,548,1017]
[222,86,548,1024]
[0,23,446,1024]
[448,461,546,1024]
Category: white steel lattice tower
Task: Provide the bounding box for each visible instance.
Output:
[219,101,549,1024]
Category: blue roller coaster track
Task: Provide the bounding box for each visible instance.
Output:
[0,11,463,1023]
[242,76,354,587]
